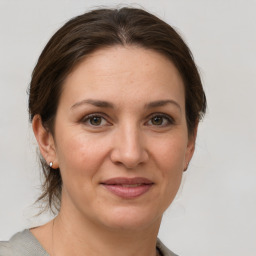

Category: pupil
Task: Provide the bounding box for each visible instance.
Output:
[152,116,163,125]
[91,116,101,125]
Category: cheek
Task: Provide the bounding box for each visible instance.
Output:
[54,132,111,209]
[55,131,110,182]
[150,134,187,201]
[152,134,187,173]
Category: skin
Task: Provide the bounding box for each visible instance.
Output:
[32,46,197,256]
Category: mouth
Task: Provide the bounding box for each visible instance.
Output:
[100,177,154,199]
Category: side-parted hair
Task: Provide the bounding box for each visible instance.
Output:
[28,7,206,212]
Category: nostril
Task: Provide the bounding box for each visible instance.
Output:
[110,131,149,168]
[110,149,148,169]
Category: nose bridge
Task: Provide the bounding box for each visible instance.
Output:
[111,120,148,168]
[122,122,141,154]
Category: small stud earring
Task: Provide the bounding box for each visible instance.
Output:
[49,162,53,168]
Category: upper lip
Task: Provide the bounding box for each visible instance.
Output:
[101,177,154,185]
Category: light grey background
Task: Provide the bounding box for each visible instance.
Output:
[0,0,255,255]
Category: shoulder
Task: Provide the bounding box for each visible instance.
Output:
[0,240,11,256]
[0,230,48,256]
[157,238,179,256]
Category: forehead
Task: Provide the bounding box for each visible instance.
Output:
[60,46,185,109]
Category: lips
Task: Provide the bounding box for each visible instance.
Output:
[100,177,154,199]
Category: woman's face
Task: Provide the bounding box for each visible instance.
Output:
[51,46,195,230]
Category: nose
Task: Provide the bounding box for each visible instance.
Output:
[110,124,149,169]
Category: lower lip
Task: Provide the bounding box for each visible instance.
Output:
[102,184,153,199]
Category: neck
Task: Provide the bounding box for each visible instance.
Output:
[51,207,162,256]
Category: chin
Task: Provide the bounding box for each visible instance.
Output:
[99,206,163,231]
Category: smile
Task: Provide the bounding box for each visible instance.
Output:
[101,177,154,199]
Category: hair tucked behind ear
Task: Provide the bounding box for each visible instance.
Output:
[29,7,206,213]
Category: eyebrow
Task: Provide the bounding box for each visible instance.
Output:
[145,100,181,112]
[71,99,181,111]
[71,99,114,110]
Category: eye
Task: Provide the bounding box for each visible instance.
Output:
[81,114,109,127]
[146,114,174,127]
[151,116,165,125]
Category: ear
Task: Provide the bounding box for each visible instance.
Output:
[32,115,59,169]
[184,123,198,171]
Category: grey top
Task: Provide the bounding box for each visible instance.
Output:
[0,229,178,256]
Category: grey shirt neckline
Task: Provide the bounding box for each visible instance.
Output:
[0,229,177,256]
[1,230,48,256]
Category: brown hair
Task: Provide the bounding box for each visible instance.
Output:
[28,7,206,212]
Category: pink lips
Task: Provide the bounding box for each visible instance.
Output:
[101,177,154,199]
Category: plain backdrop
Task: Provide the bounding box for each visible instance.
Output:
[0,0,255,255]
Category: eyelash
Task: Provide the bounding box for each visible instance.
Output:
[80,113,175,127]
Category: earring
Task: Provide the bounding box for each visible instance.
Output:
[49,162,53,168]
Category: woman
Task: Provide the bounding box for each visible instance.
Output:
[0,7,206,256]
